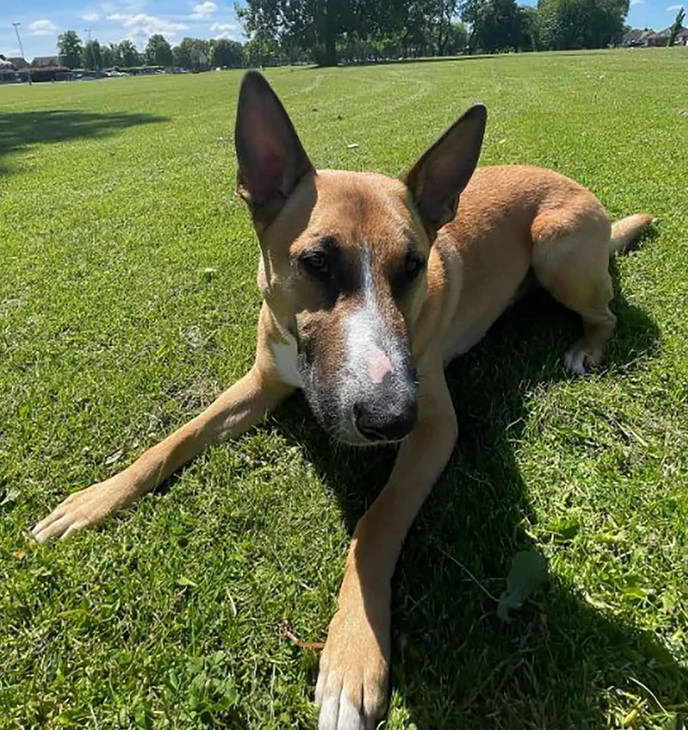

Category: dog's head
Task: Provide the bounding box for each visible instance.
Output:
[234,71,485,445]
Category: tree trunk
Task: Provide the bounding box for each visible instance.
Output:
[315,0,338,66]
[324,31,337,65]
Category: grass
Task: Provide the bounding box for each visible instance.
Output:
[1,47,687,729]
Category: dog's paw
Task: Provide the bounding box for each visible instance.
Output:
[315,603,390,730]
[32,481,124,543]
[564,342,603,376]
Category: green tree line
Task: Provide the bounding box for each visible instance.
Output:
[56,32,245,70]
[57,0,631,71]
[239,0,630,63]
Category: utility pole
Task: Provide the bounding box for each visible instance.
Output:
[12,21,32,85]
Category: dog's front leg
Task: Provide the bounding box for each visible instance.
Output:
[316,361,458,730]
[32,323,294,543]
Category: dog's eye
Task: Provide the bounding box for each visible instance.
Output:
[405,253,425,279]
[301,251,329,275]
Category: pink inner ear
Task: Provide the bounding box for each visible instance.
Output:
[249,150,285,204]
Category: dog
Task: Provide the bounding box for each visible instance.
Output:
[32,71,652,729]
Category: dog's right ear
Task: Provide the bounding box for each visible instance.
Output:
[235,71,314,225]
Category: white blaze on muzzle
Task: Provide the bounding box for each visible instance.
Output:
[344,248,401,383]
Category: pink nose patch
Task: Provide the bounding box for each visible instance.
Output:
[367,346,392,383]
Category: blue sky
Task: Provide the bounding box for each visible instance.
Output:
[1,0,685,61]
[1,0,244,60]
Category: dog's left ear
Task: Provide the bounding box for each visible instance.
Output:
[235,71,314,224]
[403,104,486,233]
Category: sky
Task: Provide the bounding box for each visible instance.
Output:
[1,0,685,61]
[0,0,245,61]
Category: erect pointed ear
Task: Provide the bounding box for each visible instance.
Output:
[402,104,487,233]
[234,71,314,223]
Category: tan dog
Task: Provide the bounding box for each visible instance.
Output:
[32,72,652,729]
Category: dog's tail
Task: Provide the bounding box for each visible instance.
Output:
[609,213,654,255]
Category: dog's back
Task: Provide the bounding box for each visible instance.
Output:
[429,165,650,368]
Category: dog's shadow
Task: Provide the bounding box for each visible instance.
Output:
[273,258,688,728]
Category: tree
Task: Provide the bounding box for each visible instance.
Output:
[101,44,114,67]
[103,43,122,67]
[57,31,84,69]
[518,6,539,49]
[243,32,281,66]
[211,38,244,67]
[536,0,629,50]
[144,34,173,66]
[172,40,191,68]
[445,21,469,53]
[238,0,360,66]
[668,6,685,46]
[82,40,103,70]
[118,40,140,67]
[462,0,523,52]
[433,0,460,55]
[172,37,211,69]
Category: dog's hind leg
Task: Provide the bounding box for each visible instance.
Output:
[32,306,295,542]
[531,207,616,375]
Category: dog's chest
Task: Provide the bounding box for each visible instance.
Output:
[271,330,303,388]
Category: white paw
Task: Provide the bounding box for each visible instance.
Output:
[564,343,602,376]
[564,347,588,375]
[315,660,387,730]
[315,608,389,730]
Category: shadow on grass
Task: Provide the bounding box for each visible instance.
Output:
[309,54,502,70]
[0,110,168,174]
[310,49,617,71]
[273,260,688,727]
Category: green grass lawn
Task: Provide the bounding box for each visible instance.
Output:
[2,48,687,729]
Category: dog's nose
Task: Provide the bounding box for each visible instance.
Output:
[354,400,417,442]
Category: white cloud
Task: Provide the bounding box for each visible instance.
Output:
[190,1,217,18]
[82,11,101,22]
[630,0,644,6]
[29,19,59,36]
[210,21,239,37]
[210,22,235,30]
[666,3,684,9]
[107,13,188,42]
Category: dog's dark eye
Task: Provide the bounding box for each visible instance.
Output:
[301,251,329,275]
[405,253,425,279]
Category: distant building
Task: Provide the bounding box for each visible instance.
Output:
[8,56,30,68]
[0,56,22,83]
[623,25,688,47]
[31,55,60,67]
[622,28,652,46]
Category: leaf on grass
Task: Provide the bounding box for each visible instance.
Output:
[176,576,197,588]
[1,488,20,506]
[105,447,124,465]
[497,550,548,623]
[622,700,646,727]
